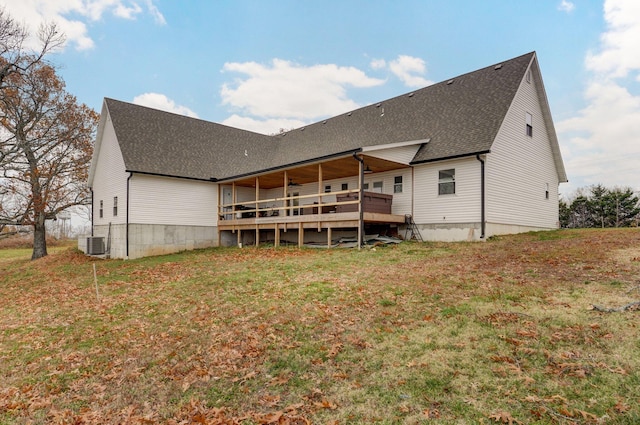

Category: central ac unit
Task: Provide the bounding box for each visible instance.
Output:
[87,236,105,255]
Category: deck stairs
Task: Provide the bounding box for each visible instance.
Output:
[404,215,423,242]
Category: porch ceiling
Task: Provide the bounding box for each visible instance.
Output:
[231,155,409,189]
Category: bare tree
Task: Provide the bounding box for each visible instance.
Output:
[0,61,98,259]
[0,7,64,89]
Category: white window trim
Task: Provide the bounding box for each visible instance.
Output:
[438,169,456,196]
[394,176,403,193]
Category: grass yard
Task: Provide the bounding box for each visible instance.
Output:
[1,229,640,424]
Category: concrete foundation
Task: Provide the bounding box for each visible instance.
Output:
[408,221,556,242]
[83,223,218,259]
[78,220,557,259]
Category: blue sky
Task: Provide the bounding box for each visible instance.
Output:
[2,0,639,197]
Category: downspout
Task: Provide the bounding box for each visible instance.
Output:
[476,155,485,239]
[352,152,365,248]
[90,188,94,237]
[126,172,132,258]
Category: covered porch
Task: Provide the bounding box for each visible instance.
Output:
[216,153,408,248]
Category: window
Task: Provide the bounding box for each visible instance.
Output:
[545,183,550,200]
[99,200,103,218]
[341,183,348,191]
[438,169,455,195]
[372,181,383,193]
[324,185,331,193]
[363,183,369,190]
[113,197,118,216]
[394,176,403,193]
[526,112,533,137]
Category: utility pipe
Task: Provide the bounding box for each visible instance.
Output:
[476,155,485,239]
[126,172,132,258]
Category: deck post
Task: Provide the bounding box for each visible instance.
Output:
[275,223,280,247]
[255,176,260,217]
[237,229,241,247]
[298,222,304,248]
[232,182,237,218]
[327,227,332,248]
[283,171,288,217]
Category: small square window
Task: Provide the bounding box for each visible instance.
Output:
[394,176,403,193]
[526,112,533,137]
[545,183,550,200]
[324,185,331,193]
[438,169,455,195]
[341,183,348,191]
[363,183,369,190]
[113,196,118,216]
[372,181,383,193]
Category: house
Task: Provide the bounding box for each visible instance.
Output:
[85,51,567,259]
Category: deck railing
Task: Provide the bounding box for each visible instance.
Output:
[218,188,361,220]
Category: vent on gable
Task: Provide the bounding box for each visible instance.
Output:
[494,64,503,70]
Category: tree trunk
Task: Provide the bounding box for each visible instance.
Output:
[32,213,48,260]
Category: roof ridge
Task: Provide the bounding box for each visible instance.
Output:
[104,97,274,138]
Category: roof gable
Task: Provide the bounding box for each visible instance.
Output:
[527,56,568,183]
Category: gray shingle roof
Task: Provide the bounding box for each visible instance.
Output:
[104,99,276,180]
[273,52,534,167]
[102,52,556,181]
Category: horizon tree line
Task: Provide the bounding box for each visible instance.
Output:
[560,184,640,229]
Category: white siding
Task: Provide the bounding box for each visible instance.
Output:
[413,157,482,224]
[91,115,128,226]
[129,174,218,226]
[486,67,560,229]
[363,169,413,215]
[365,145,421,164]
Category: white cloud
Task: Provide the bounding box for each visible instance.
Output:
[220,59,385,120]
[1,0,166,51]
[388,55,434,87]
[142,0,166,25]
[558,0,575,13]
[370,58,387,70]
[221,114,306,135]
[113,3,143,20]
[132,93,199,118]
[369,55,433,87]
[557,0,640,193]
[585,0,640,79]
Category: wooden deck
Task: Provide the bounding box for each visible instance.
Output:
[217,211,406,248]
[218,211,405,230]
